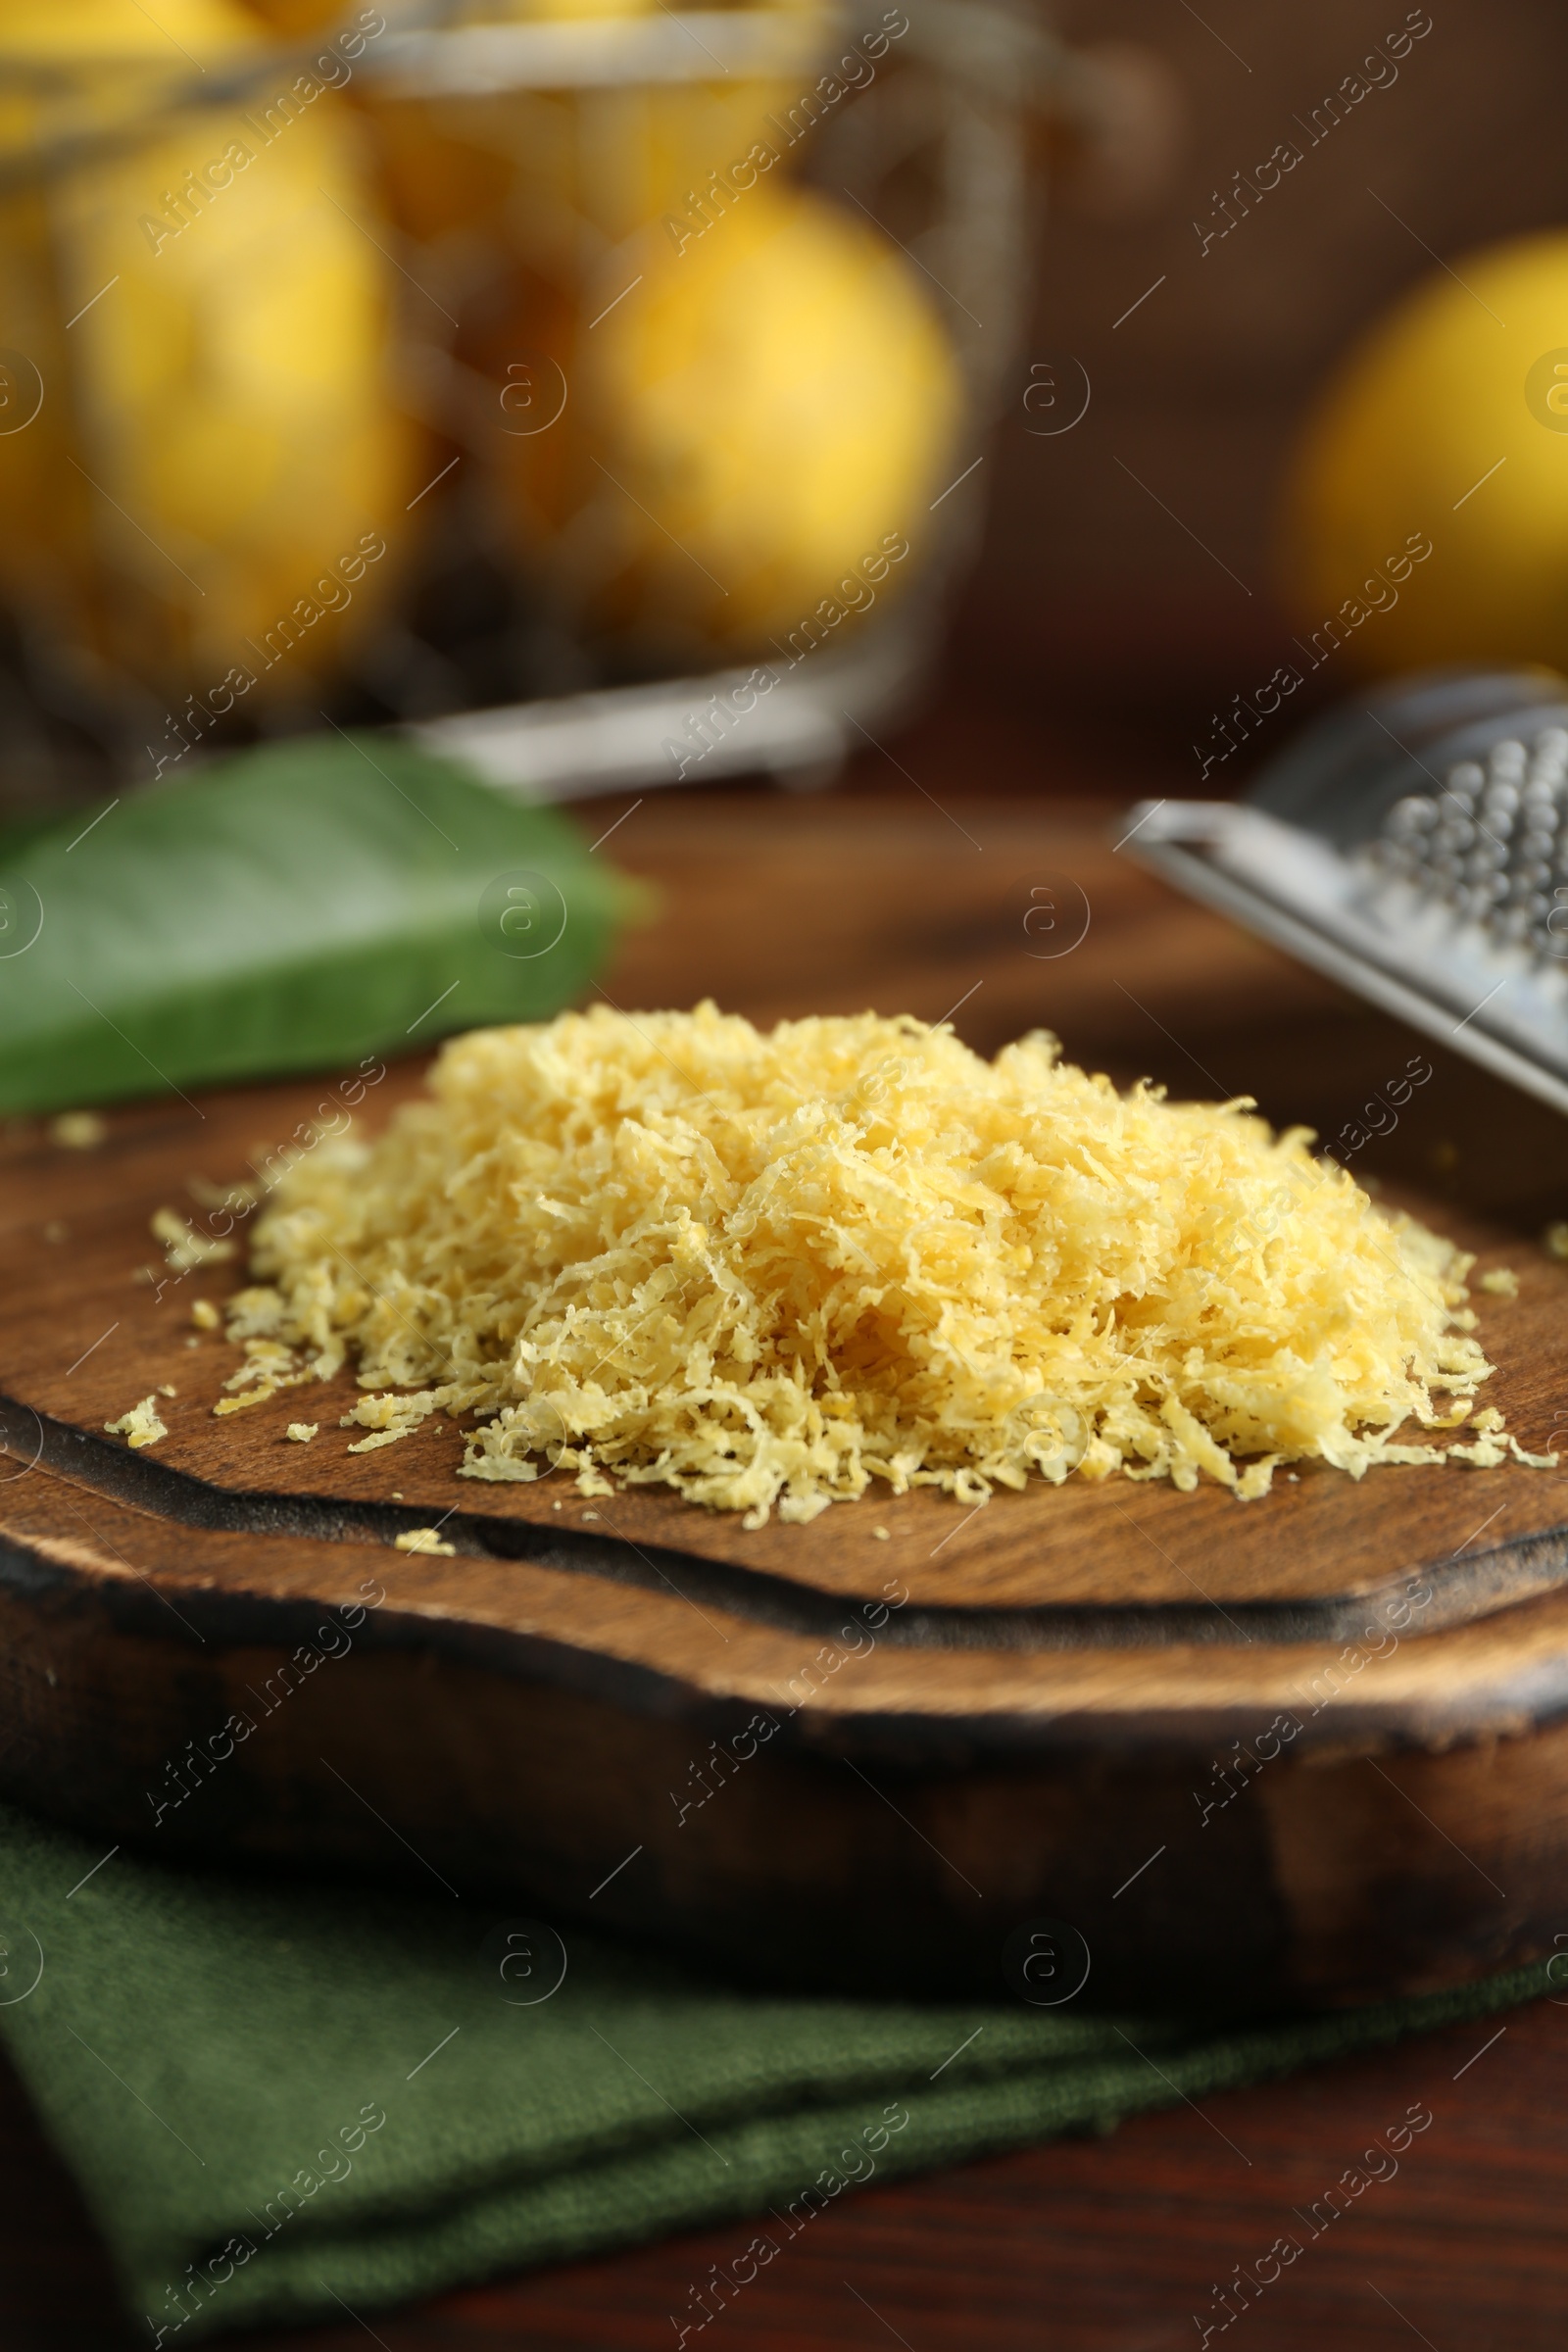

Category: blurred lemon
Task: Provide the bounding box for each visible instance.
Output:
[1280,230,1568,673]
[499,181,963,657]
[0,0,416,721]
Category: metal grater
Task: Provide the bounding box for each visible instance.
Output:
[1120,668,1568,1116]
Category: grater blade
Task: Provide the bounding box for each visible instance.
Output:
[1120,667,1568,1117]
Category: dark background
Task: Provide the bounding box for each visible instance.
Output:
[928,0,1568,800]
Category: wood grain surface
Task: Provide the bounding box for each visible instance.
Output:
[4,1060,1567,1626]
[1,794,1565,1632]
[6,796,1568,2014]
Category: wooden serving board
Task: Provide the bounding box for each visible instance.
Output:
[6,1050,1568,2014]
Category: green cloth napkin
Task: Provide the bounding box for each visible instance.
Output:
[0,1798,1547,2342]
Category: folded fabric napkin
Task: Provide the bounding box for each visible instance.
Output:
[0,1797,1546,2341]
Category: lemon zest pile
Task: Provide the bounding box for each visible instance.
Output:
[220,1005,1548,1526]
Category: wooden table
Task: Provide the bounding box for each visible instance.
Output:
[6,770,1568,2351]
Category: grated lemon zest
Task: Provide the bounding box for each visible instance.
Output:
[225,1005,1549,1525]
[152,1205,236,1273]
[105,1395,168,1449]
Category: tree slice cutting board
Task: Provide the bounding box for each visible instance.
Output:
[5,1063,1568,2011]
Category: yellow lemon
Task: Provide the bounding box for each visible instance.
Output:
[1280,229,1568,673]
[499,180,963,658]
[0,0,416,723]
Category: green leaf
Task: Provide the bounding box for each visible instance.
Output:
[0,733,638,1116]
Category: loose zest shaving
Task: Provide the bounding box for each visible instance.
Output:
[219,1005,1551,1526]
[106,1395,168,1450]
[394,1527,458,1557]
